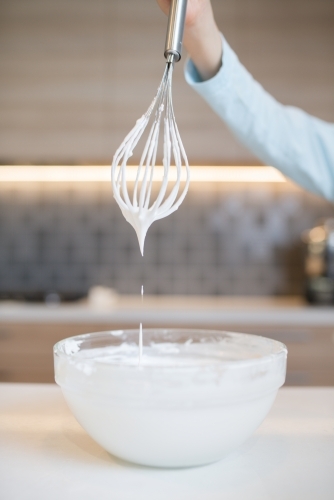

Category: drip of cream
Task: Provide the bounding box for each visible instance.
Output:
[111,64,190,255]
[138,285,144,366]
[138,323,143,366]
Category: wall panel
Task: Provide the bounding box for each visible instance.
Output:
[0,0,333,164]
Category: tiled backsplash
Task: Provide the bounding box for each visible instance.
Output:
[0,181,333,296]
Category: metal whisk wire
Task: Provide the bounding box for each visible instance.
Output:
[111,0,189,255]
[111,62,190,255]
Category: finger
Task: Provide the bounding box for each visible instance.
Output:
[156,0,171,16]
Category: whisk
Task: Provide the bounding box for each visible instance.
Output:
[112,0,190,255]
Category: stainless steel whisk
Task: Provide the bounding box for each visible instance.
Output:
[112,0,190,255]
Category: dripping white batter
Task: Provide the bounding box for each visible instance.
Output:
[138,285,144,366]
[111,63,190,255]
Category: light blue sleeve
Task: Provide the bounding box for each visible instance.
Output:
[184,36,334,201]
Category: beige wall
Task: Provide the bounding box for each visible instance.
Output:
[0,0,333,164]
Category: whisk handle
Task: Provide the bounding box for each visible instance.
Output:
[164,0,188,63]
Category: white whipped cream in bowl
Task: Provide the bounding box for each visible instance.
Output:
[54,329,287,468]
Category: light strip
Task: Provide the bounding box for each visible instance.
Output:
[0,166,286,183]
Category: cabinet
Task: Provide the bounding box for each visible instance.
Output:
[1,320,334,385]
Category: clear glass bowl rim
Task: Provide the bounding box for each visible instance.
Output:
[54,328,287,371]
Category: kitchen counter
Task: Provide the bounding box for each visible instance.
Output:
[1,295,334,326]
[0,384,333,500]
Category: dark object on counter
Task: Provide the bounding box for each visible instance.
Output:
[0,291,86,303]
[303,218,334,304]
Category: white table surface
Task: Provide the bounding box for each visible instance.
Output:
[1,384,333,500]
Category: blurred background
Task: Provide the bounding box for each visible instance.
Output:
[1,0,333,164]
[0,0,334,385]
[0,0,334,295]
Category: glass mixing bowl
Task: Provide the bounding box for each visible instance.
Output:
[54,329,287,468]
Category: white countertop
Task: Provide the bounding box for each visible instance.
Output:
[1,295,334,326]
[0,384,333,500]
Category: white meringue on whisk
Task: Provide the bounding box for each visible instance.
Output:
[111,61,190,255]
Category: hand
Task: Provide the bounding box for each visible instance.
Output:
[156,0,222,81]
[156,0,209,29]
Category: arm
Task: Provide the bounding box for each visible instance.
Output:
[157,1,334,201]
[185,37,334,201]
